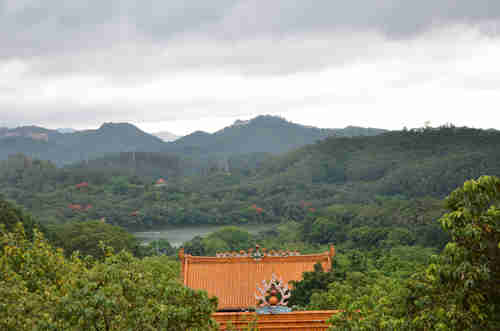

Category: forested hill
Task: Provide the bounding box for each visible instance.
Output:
[252,125,500,199]
[162,115,387,158]
[0,125,498,235]
[0,123,166,165]
[171,126,500,222]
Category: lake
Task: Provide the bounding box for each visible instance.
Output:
[132,223,275,247]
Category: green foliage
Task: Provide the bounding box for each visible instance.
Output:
[183,235,207,256]
[145,239,176,256]
[5,124,500,328]
[324,275,412,330]
[288,263,340,308]
[0,197,52,242]
[300,198,447,250]
[50,220,139,258]
[2,126,497,239]
[0,224,217,330]
[308,176,500,330]
[183,227,256,256]
[205,226,255,251]
[70,151,183,180]
[349,226,389,249]
[405,176,500,330]
[308,217,347,245]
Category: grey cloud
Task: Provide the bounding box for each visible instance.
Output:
[1,0,500,60]
[0,96,259,128]
[24,32,385,79]
[0,0,234,58]
[1,0,500,131]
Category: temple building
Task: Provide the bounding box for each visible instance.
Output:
[179,245,338,330]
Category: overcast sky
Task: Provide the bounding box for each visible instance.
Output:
[1,1,500,135]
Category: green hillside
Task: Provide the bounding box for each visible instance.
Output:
[257,125,500,198]
[163,115,386,158]
[0,125,497,241]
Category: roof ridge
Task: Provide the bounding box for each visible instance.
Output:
[180,244,335,259]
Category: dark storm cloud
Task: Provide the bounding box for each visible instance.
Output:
[1,0,499,60]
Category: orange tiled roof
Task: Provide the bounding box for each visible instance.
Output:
[179,246,335,310]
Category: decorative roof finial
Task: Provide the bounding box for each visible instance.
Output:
[255,273,291,308]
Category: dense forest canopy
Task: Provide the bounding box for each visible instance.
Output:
[0,126,497,238]
[0,124,499,329]
[1,176,498,329]
[0,223,217,330]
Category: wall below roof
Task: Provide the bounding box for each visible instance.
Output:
[213,310,339,331]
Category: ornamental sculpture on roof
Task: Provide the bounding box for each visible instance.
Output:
[215,245,301,259]
[255,273,292,314]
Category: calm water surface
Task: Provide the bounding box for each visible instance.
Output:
[132,224,275,247]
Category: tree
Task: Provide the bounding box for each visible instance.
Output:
[183,235,207,256]
[51,220,139,259]
[146,238,176,256]
[182,227,256,257]
[0,224,217,330]
[288,263,338,308]
[204,226,255,252]
[0,197,51,241]
[308,217,347,245]
[324,176,500,330]
[406,176,500,330]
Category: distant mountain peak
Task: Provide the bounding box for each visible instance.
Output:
[250,114,289,124]
[96,123,159,139]
[99,122,140,130]
[222,115,295,133]
[188,130,211,137]
[232,119,251,127]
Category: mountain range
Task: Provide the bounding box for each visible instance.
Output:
[0,115,387,165]
[0,123,165,165]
